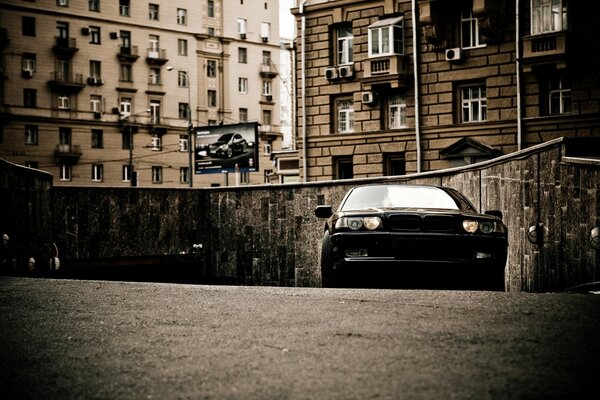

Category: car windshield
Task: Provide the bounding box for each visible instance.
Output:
[218,134,234,141]
[340,185,461,211]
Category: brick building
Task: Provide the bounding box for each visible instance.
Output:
[0,0,287,187]
[292,0,600,181]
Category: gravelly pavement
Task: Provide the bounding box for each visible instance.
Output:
[1,276,599,400]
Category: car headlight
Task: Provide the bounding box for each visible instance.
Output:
[336,216,382,231]
[462,220,479,233]
[479,221,495,234]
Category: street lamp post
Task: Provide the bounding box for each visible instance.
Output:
[168,66,194,187]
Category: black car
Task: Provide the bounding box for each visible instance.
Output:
[208,133,248,158]
[315,184,508,290]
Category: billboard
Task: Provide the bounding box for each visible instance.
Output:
[194,122,259,174]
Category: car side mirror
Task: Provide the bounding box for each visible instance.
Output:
[315,205,333,218]
[485,210,503,220]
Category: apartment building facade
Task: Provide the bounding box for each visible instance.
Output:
[292,0,600,181]
[0,0,285,187]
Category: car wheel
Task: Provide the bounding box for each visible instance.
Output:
[320,230,335,287]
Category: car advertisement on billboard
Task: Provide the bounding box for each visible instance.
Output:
[194,122,259,174]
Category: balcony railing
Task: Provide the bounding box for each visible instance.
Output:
[523,31,567,59]
[146,48,168,65]
[53,37,78,55]
[260,61,279,78]
[364,55,409,78]
[48,72,85,92]
[54,144,82,162]
[118,45,140,61]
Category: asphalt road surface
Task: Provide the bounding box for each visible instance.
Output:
[1,276,599,399]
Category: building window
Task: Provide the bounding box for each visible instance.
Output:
[208,0,215,17]
[57,0,68,7]
[149,35,159,52]
[22,53,36,76]
[120,64,132,82]
[89,60,101,79]
[149,100,161,123]
[461,85,487,123]
[334,157,353,180]
[149,4,159,20]
[89,0,100,12]
[120,97,132,117]
[239,108,248,123]
[24,89,37,108]
[238,78,248,93]
[151,166,162,183]
[149,68,161,85]
[208,90,217,107]
[237,18,247,34]
[179,103,189,119]
[59,164,72,181]
[262,80,272,96]
[239,48,247,63]
[123,165,132,182]
[461,8,485,49]
[178,71,188,87]
[207,27,215,36]
[122,132,132,150]
[90,95,102,113]
[239,171,250,185]
[57,21,69,41]
[207,60,217,77]
[22,16,36,37]
[262,109,272,126]
[548,77,571,115]
[335,23,353,65]
[261,22,270,41]
[179,135,189,152]
[368,17,404,57]
[178,39,188,56]
[58,95,70,110]
[336,98,354,133]
[389,95,406,129]
[89,26,101,44]
[531,0,568,35]
[180,167,189,184]
[177,8,187,25]
[262,51,271,66]
[119,0,130,17]
[151,136,162,151]
[25,125,38,145]
[92,164,104,182]
[59,127,71,145]
[91,129,103,148]
[384,153,406,176]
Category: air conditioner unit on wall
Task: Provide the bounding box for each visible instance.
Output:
[338,65,354,78]
[325,67,338,80]
[445,48,462,62]
[81,27,90,36]
[362,91,376,105]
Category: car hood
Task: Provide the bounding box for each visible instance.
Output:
[337,208,495,220]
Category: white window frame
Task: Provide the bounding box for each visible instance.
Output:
[149,35,159,52]
[120,97,132,117]
[119,0,130,17]
[89,26,101,44]
[149,4,159,20]
[237,18,247,34]
[90,95,102,112]
[25,125,38,144]
[90,60,101,79]
[58,95,70,110]
[548,77,571,115]
[368,17,404,58]
[149,68,161,85]
[531,0,568,35]
[239,77,248,93]
[123,165,132,182]
[178,71,188,87]
[60,164,72,181]
[92,164,104,182]
[149,100,161,123]
[151,166,162,183]
[261,22,270,40]
[180,167,189,184]
[461,8,485,49]
[22,55,36,72]
[336,98,354,133]
[151,136,162,151]
[262,80,272,96]
[179,135,189,152]
[178,39,188,56]
[337,24,353,65]
[177,8,187,25]
[461,85,487,123]
[389,95,406,129]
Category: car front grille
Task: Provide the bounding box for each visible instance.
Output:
[387,214,455,232]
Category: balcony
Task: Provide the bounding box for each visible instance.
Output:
[53,37,79,56]
[54,144,82,163]
[260,62,279,78]
[146,48,168,65]
[363,55,411,87]
[117,45,140,62]
[47,72,85,93]
[522,31,567,71]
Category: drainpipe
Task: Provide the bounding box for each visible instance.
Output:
[515,0,523,150]
[411,0,422,173]
[300,0,308,182]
